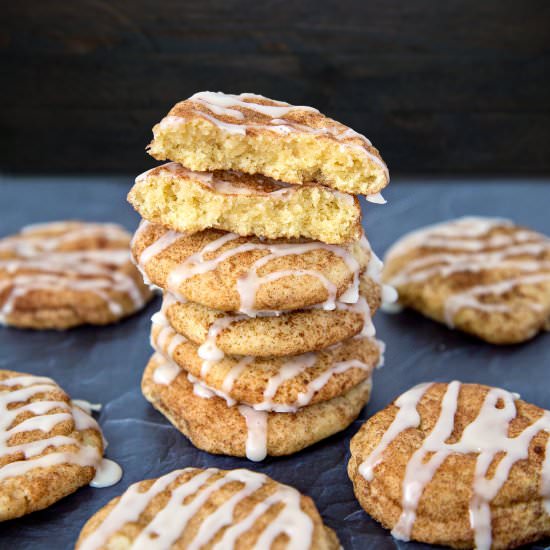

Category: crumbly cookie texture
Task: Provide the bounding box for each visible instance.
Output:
[131,221,372,313]
[128,163,362,244]
[160,273,380,357]
[382,216,550,344]
[142,353,372,459]
[147,91,389,196]
[0,369,105,521]
[348,381,550,550]
[76,466,340,550]
[0,221,152,330]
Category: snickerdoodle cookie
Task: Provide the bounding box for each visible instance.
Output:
[147,91,389,196]
[383,217,550,344]
[348,381,550,549]
[0,221,152,329]
[0,369,115,521]
[131,221,372,313]
[159,273,380,357]
[128,163,362,244]
[76,467,340,550]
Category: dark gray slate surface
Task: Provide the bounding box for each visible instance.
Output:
[0,175,549,549]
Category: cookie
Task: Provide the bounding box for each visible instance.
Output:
[0,370,120,521]
[143,353,372,460]
[348,381,550,549]
[150,314,381,412]
[382,217,550,344]
[76,466,340,550]
[147,91,389,196]
[160,273,380,357]
[131,221,373,314]
[0,221,153,330]
[128,163,362,244]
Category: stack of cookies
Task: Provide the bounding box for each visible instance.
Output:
[128,92,394,461]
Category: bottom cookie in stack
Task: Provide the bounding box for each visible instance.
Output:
[142,312,383,461]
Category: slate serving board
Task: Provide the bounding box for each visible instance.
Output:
[1,175,549,549]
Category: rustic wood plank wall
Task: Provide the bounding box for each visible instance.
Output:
[1,0,549,174]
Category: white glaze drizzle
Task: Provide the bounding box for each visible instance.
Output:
[365,192,387,204]
[333,296,376,338]
[71,399,102,415]
[78,467,314,550]
[138,227,181,267]
[2,222,130,254]
[238,406,269,461]
[153,359,181,386]
[0,222,145,323]
[222,357,254,393]
[130,219,183,287]
[384,217,550,326]
[0,374,120,488]
[359,381,550,550]
[89,458,123,488]
[360,234,397,308]
[188,373,221,401]
[198,313,248,361]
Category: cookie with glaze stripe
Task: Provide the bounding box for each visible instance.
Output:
[128,163,362,244]
[147,91,389,196]
[150,316,381,412]
[0,221,153,330]
[0,370,118,521]
[76,466,340,550]
[348,381,550,549]
[382,217,550,344]
[160,272,380,357]
[142,353,372,461]
[131,221,374,314]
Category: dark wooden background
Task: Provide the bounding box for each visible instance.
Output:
[1,0,549,175]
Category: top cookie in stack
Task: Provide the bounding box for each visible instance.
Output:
[129,91,388,244]
[128,92,393,461]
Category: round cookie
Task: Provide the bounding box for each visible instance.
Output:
[76,467,340,550]
[348,381,550,550]
[128,162,363,244]
[0,369,106,521]
[131,221,371,313]
[143,353,372,460]
[161,274,381,357]
[147,91,389,196]
[0,221,153,330]
[151,318,381,412]
[382,216,550,344]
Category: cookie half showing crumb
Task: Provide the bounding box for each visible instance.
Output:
[159,273,380,357]
[131,221,372,313]
[142,353,372,461]
[0,221,153,330]
[0,370,120,521]
[128,163,362,244]
[382,216,550,344]
[147,91,389,196]
[150,317,381,412]
[348,381,550,550]
[76,466,340,550]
